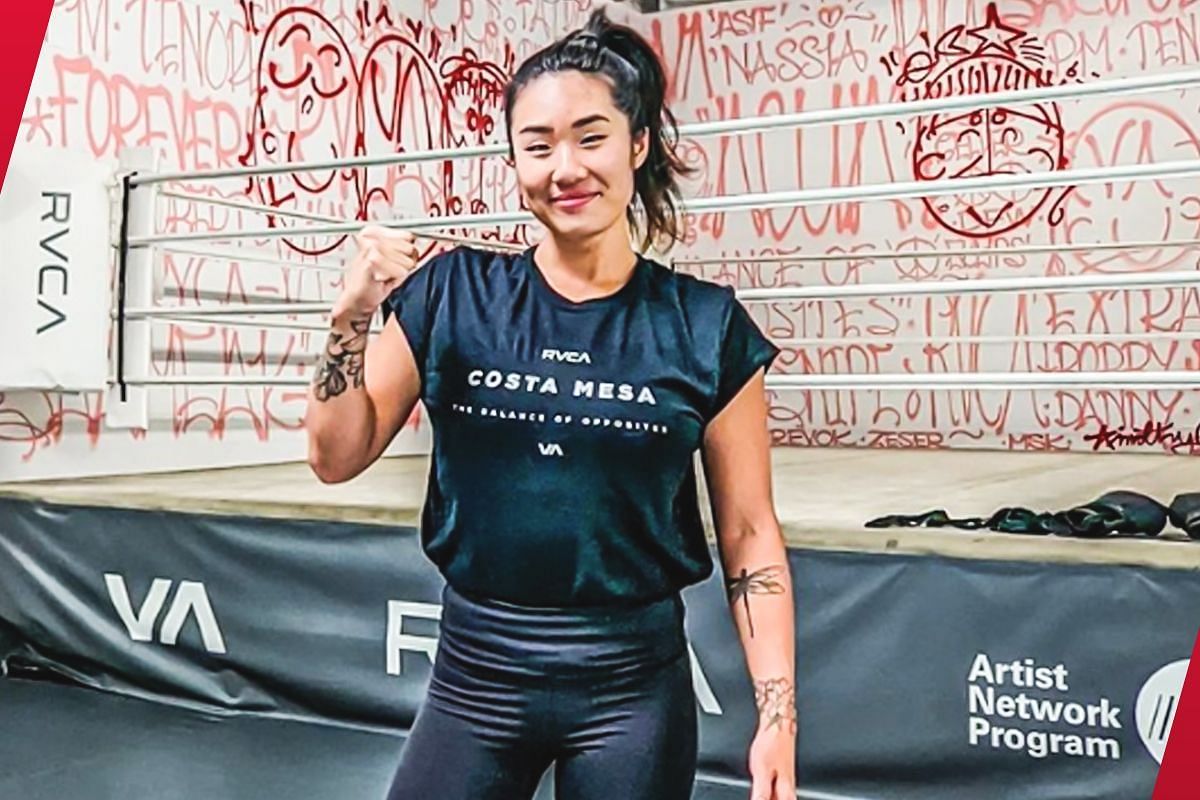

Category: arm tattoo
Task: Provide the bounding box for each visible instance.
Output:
[754,676,797,734]
[312,317,371,401]
[724,564,786,638]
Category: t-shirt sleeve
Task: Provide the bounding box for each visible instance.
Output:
[708,286,780,422]
[380,249,447,383]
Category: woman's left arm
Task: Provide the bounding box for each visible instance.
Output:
[701,366,797,800]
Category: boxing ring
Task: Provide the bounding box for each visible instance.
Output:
[4,66,1200,800]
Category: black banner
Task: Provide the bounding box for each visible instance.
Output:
[0,497,1194,799]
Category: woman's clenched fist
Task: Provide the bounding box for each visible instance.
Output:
[332,224,421,320]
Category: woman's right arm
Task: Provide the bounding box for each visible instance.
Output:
[306,225,424,483]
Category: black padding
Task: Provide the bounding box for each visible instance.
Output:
[1169,493,1200,540]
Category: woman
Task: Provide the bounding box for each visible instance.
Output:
[305,8,796,800]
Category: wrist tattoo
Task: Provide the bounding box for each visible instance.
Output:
[725,564,786,638]
[754,676,797,734]
[313,317,371,401]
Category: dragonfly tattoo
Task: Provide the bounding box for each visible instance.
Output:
[724,564,786,638]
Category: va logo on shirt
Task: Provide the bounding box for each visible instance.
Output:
[538,442,564,457]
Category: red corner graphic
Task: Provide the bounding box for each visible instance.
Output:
[0,1,55,190]
[1153,629,1200,798]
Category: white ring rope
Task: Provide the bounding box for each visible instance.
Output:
[767,372,1200,389]
[122,68,1200,392]
[673,238,1200,266]
[160,244,344,272]
[734,269,1200,302]
[127,158,1200,247]
[773,331,1200,347]
[158,188,525,253]
[148,316,1198,347]
[128,68,1200,186]
[119,303,369,318]
[118,267,1200,320]
[157,314,365,334]
[163,233,1200,272]
[110,372,1200,389]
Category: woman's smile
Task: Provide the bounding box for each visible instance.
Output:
[551,191,600,212]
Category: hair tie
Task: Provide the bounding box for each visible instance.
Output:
[574,28,637,76]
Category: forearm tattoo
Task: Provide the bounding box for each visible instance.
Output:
[312,317,370,401]
[724,564,786,638]
[754,676,798,734]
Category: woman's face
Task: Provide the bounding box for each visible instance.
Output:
[509,70,648,244]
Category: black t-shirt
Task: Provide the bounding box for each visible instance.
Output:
[384,245,780,607]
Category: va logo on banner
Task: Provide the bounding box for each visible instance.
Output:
[104,574,227,654]
[1136,659,1188,764]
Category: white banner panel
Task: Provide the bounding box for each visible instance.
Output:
[0,144,113,391]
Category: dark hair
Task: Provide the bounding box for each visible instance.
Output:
[503,7,694,252]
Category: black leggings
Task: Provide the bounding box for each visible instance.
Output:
[385,582,698,800]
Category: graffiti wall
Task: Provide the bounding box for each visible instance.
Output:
[5,0,1197,481]
[2,0,593,480]
[653,0,1200,455]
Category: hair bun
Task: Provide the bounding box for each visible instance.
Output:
[584,7,614,35]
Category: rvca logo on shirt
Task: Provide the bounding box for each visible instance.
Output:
[541,348,591,364]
